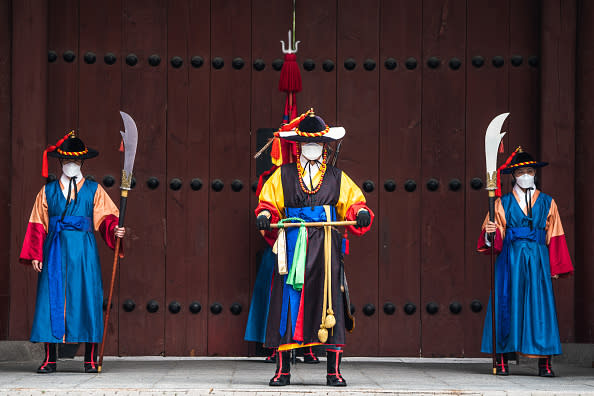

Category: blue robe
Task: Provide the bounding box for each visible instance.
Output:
[30,180,105,343]
[244,247,275,343]
[481,191,562,356]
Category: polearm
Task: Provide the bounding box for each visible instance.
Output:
[484,112,509,375]
[98,111,138,372]
[271,220,356,228]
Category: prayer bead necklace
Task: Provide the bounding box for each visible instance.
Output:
[296,146,328,195]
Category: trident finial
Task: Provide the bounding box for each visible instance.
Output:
[281,30,300,54]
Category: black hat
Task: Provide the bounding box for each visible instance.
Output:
[501,148,548,174]
[278,110,345,143]
[42,131,98,177]
[47,135,98,160]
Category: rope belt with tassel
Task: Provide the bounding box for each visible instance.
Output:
[318,205,336,343]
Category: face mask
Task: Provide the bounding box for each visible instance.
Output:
[62,162,81,178]
[515,174,535,189]
[301,143,323,161]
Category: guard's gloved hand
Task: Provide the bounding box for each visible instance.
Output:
[256,214,271,231]
[356,210,371,228]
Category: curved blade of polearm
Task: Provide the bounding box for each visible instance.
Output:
[99,111,139,373]
[483,111,509,376]
[119,111,138,180]
[485,112,509,191]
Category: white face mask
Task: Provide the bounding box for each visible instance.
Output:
[301,143,324,161]
[515,174,535,189]
[62,162,81,178]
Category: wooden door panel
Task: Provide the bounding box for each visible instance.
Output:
[118,0,167,356]
[164,0,211,356]
[463,0,510,358]
[0,0,10,340]
[378,0,423,357]
[78,0,123,356]
[295,0,337,122]
[8,0,49,341]
[420,0,466,357]
[208,0,252,356]
[337,0,380,357]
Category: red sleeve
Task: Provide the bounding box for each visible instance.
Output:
[255,201,280,247]
[19,223,47,265]
[477,228,503,255]
[345,202,374,236]
[548,235,573,276]
[99,214,124,257]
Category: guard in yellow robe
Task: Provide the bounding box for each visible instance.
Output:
[255,111,373,387]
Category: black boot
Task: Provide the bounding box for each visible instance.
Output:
[495,353,509,376]
[269,350,291,386]
[538,356,555,377]
[326,349,347,386]
[303,346,320,364]
[84,342,99,373]
[264,348,277,363]
[37,343,57,374]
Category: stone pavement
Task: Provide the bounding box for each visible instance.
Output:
[0,356,593,396]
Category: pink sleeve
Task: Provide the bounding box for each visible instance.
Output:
[345,202,374,236]
[99,214,124,257]
[548,235,573,276]
[477,228,503,255]
[19,223,47,265]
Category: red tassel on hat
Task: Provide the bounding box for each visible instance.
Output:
[270,137,283,166]
[495,146,521,197]
[119,139,124,152]
[42,131,75,178]
[279,109,312,132]
[278,53,302,93]
[499,140,504,153]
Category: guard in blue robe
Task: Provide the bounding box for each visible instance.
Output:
[477,149,573,377]
[20,132,125,373]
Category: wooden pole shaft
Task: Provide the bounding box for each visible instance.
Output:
[488,193,497,374]
[98,237,121,372]
[491,244,497,374]
[270,220,356,228]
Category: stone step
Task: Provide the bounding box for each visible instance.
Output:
[1,356,593,396]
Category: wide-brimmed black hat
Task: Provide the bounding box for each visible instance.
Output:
[278,111,345,143]
[501,149,548,174]
[42,131,99,177]
[47,134,99,160]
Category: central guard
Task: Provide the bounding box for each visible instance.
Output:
[255,110,374,387]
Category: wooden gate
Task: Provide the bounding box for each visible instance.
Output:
[5,0,578,357]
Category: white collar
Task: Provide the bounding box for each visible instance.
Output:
[300,154,322,171]
[60,171,84,198]
[513,184,536,211]
[299,154,322,190]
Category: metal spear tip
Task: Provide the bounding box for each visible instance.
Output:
[484,112,510,189]
[118,111,139,176]
[281,29,300,54]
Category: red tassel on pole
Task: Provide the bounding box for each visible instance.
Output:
[279,53,302,94]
